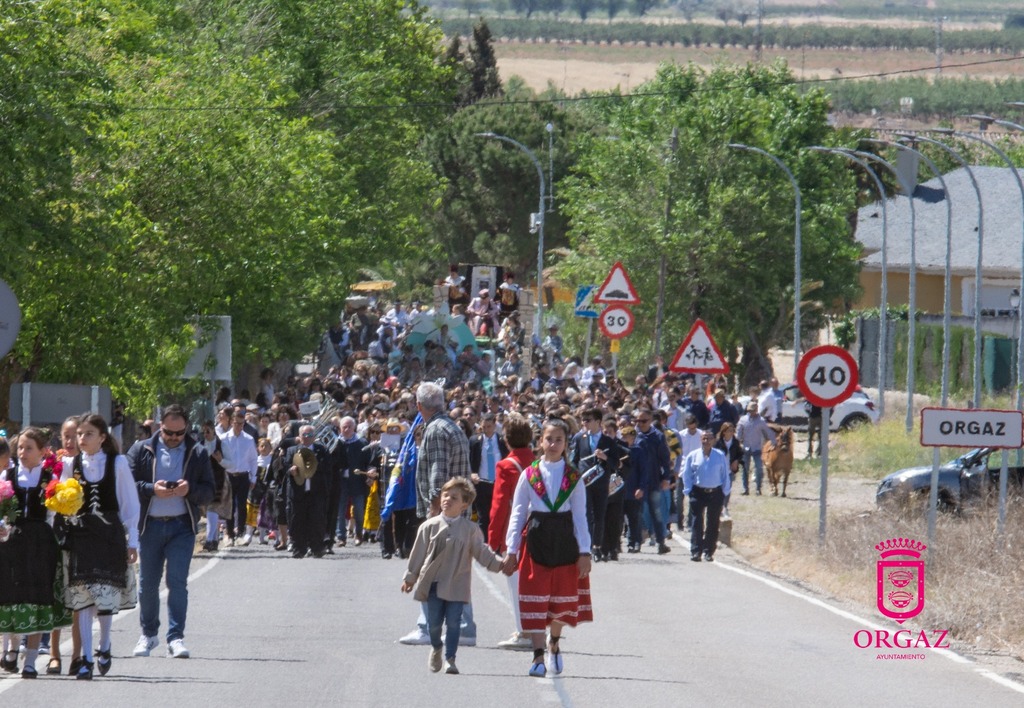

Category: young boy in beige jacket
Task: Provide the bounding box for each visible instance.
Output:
[401,477,513,674]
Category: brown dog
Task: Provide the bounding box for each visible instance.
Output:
[763,425,794,497]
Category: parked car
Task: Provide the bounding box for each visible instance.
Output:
[875,447,1024,512]
[737,383,880,432]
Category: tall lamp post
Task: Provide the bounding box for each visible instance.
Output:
[847,146,917,432]
[958,116,1024,411]
[728,143,803,369]
[476,132,546,335]
[808,146,889,417]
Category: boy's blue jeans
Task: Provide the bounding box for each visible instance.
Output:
[426,583,464,660]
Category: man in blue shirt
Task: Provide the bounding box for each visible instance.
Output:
[682,431,731,562]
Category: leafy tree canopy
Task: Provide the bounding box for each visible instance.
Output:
[558,62,863,382]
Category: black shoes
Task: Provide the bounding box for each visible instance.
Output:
[626,545,639,554]
[76,662,94,680]
[703,553,714,562]
[1,650,17,672]
[691,554,702,562]
[21,665,37,679]
[657,543,672,555]
[96,649,112,676]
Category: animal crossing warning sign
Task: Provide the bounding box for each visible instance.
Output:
[593,262,640,306]
[668,319,729,374]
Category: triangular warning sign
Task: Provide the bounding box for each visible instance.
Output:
[668,319,729,374]
[593,261,640,305]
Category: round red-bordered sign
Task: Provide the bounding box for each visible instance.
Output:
[796,345,859,408]
[598,305,634,340]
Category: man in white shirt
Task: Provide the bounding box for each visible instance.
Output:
[756,380,778,423]
[659,387,685,431]
[579,357,605,390]
[468,414,508,539]
[677,414,704,531]
[219,408,258,545]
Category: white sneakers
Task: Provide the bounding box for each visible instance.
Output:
[399,629,430,645]
[497,632,533,650]
[444,658,459,675]
[428,647,442,673]
[132,635,158,657]
[240,533,253,547]
[167,639,190,659]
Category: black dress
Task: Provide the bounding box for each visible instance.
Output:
[0,463,73,633]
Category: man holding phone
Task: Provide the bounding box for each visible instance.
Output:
[127,405,215,660]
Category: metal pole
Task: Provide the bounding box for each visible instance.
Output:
[729,144,803,368]
[885,137,954,557]
[808,146,888,417]
[584,318,593,363]
[819,406,830,544]
[957,117,1024,411]
[476,132,546,335]
[999,448,1009,548]
[893,134,983,407]
[654,128,679,360]
[848,146,917,432]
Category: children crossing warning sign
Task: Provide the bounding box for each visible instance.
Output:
[593,262,640,306]
[668,319,729,374]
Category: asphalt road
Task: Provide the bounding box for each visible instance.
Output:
[2,533,1023,707]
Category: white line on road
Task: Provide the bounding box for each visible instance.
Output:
[0,550,225,694]
[679,536,1024,696]
[474,566,574,708]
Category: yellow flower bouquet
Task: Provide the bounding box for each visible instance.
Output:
[44,477,85,517]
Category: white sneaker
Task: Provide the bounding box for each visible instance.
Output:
[497,632,533,650]
[240,533,252,547]
[167,638,190,658]
[428,647,442,673]
[444,658,459,675]
[398,629,430,646]
[133,635,158,657]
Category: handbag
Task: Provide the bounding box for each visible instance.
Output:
[526,511,579,568]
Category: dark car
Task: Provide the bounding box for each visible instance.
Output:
[876,447,1024,512]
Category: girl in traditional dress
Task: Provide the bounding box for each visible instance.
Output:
[60,414,139,680]
[52,416,83,675]
[0,427,73,678]
[504,418,593,678]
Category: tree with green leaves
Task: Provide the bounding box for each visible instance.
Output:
[1,0,450,415]
[558,62,862,383]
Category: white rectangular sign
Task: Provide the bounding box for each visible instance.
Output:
[919,407,1023,449]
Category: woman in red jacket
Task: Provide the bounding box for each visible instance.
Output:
[487,413,535,650]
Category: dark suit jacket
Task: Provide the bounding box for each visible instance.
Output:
[469,434,509,479]
[283,443,331,502]
[570,430,616,475]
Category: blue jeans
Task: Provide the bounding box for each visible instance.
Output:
[742,450,764,493]
[418,602,476,640]
[426,583,464,659]
[139,515,195,642]
[639,488,667,544]
[336,488,366,542]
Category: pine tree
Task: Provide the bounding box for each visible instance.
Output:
[468,19,502,102]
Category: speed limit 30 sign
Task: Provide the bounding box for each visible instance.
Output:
[796,345,859,408]
[598,305,634,340]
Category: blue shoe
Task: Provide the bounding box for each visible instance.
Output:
[529,660,547,678]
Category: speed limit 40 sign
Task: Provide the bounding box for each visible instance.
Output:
[598,305,634,340]
[796,345,859,408]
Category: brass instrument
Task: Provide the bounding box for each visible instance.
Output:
[308,397,342,452]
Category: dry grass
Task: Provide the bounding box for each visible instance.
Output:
[728,419,1024,660]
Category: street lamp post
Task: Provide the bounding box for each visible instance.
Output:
[847,145,917,432]
[728,143,803,369]
[476,132,547,336]
[654,128,679,361]
[807,146,889,417]
[958,116,1024,411]
[896,133,984,408]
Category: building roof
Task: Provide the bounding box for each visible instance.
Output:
[855,166,1024,278]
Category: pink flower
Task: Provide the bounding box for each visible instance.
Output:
[0,479,13,501]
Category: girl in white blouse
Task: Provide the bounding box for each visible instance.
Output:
[60,414,139,680]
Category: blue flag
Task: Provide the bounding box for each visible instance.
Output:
[380,413,422,521]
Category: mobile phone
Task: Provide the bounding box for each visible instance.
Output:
[165,481,178,489]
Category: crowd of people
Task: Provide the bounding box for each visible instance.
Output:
[0,281,796,680]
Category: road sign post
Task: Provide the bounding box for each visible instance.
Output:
[919,407,1023,550]
[574,285,600,319]
[797,345,860,545]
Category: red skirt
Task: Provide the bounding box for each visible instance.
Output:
[518,549,593,632]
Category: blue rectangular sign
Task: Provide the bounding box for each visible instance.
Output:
[575,285,600,319]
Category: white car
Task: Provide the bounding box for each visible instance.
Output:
[738,383,880,432]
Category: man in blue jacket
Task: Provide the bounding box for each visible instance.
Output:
[127,405,215,660]
[629,408,673,555]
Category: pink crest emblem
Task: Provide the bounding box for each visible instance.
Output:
[875,537,927,624]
